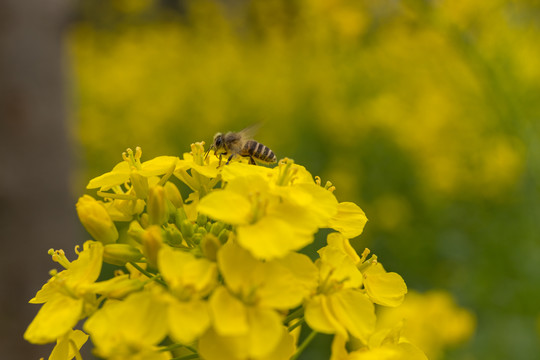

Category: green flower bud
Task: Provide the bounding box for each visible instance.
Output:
[147,185,169,225]
[76,195,118,244]
[218,228,230,244]
[210,221,226,236]
[141,225,163,269]
[196,213,208,227]
[130,171,149,199]
[180,219,195,239]
[164,223,184,246]
[164,181,183,209]
[103,244,143,266]
[191,232,203,245]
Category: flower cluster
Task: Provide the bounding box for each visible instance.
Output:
[24,143,424,360]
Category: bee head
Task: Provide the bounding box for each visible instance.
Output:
[213,132,224,149]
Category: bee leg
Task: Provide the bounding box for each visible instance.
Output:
[226,154,234,165]
[218,154,223,167]
[249,156,256,165]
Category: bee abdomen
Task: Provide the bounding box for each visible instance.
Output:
[242,140,277,164]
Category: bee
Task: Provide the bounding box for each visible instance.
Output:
[206,126,277,165]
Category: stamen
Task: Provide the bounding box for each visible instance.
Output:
[49,248,71,269]
[135,146,142,160]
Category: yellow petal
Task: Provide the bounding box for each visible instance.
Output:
[140,156,178,176]
[246,307,283,358]
[217,241,261,295]
[87,161,131,189]
[198,327,247,360]
[326,232,361,264]
[83,291,168,355]
[24,295,83,344]
[65,241,104,289]
[221,162,273,183]
[237,216,313,260]
[364,264,407,307]
[158,246,218,298]
[198,190,251,225]
[49,329,89,360]
[330,290,376,342]
[168,299,210,344]
[328,202,368,239]
[209,286,249,336]
[318,246,363,289]
[258,254,318,309]
[304,294,347,338]
[258,327,296,360]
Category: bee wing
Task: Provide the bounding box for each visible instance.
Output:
[237,124,261,140]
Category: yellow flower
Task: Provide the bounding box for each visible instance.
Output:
[76,195,118,244]
[83,291,169,359]
[24,241,103,344]
[198,240,317,359]
[330,325,428,360]
[304,233,376,342]
[158,246,217,344]
[198,162,338,259]
[377,290,476,360]
[87,147,178,194]
[199,325,296,360]
[324,232,407,307]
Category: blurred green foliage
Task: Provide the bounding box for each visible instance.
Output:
[68,0,540,359]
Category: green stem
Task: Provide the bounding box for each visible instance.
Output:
[129,262,167,287]
[290,330,318,360]
[159,343,197,353]
[284,307,304,324]
[287,317,304,332]
[170,354,199,360]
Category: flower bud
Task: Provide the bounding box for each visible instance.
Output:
[76,195,118,244]
[210,221,225,236]
[180,219,195,239]
[147,185,169,225]
[218,228,230,244]
[142,225,163,269]
[201,234,221,261]
[164,223,184,246]
[103,244,143,266]
[196,213,208,227]
[164,181,183,209]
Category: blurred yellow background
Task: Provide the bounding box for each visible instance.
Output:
[2,0,538,359]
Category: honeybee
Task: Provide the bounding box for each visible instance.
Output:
[206,126,277,165]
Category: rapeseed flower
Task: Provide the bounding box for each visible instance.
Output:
[24,241,103,344]
[25,145,424,359]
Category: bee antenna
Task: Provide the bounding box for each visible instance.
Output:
[204,144,214,160]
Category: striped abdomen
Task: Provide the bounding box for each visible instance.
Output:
[241,140,277,164]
